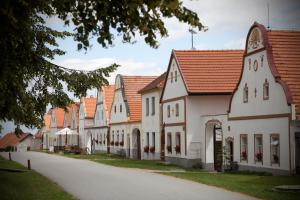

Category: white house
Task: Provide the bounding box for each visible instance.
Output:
[78,96,96,153]
[0,132,33,151]
[109,75,156,159]
[227,22,300,175]
[92,85,115,153]
[139,72,166,160]
[160,49,243,168]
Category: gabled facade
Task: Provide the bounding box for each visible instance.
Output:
[109,75,156,159]
[42,111,51,149]
[139,72,166,160]
[160,50,243,168]
[227,23,300,175]
[92,85,115,153]
[78,96,96,153]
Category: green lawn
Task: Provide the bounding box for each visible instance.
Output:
[62,153,183,171]
[161,171,300,200]
[0,156,75,200]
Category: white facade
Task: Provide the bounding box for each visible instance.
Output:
[92,88,109,153]
[141,89,162,160]
[78,100,95,153]
[227,24,296,175]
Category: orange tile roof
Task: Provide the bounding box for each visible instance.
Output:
[102,85,115,124]
[138,72,167,93]
[122,76,157,122]
[267,30,300,119]
[83,97,96,118]
[0,132,32,149]
[172,50,244,94]
[52,107,65,128]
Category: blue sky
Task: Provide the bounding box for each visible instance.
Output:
[1,0,300,135]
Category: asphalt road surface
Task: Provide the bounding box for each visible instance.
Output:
[1,152,255,200]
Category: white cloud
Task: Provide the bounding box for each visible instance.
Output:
[54,58,165,85]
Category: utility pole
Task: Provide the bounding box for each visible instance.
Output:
[189,28,196,50]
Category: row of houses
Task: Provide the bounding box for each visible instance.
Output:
[41,22,300,175]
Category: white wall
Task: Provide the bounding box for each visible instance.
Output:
[186,95,231,160]
[141,89,161,156]
[227,117,290,171]
[162,58,188,101]
[162,99,185,124]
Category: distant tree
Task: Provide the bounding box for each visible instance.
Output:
[0,0,204,129]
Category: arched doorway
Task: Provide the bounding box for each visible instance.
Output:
[205,120,223,172]
[132,128,141,160]
[225,137,234,163]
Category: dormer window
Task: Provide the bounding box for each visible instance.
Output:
[263,79,269,100]
[175,70,178,82]
[171,72,173,83]
[243,83,248,103]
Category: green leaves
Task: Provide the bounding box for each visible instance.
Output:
[0,0,203,129]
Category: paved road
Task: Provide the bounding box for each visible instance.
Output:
[1,152,255,200]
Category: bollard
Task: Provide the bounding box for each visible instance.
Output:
[27,159,31,170]
[9,152,11,161]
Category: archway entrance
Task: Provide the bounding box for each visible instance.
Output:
[132,128,141,160]
[205,120,223,172]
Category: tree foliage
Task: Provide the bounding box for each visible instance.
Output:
[0,0,204,129]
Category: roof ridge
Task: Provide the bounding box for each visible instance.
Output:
[174,49,244,52]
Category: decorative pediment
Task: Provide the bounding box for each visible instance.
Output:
[247,27,264,53]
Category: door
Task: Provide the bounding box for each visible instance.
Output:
[214,126,223,171]
[296,132,300,174]
[137,130,141,160]
[161,127,165,161]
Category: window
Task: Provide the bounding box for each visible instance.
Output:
[120,104,122,113]
[240,134,248,162]
[243,83,248,103]
[151,97,155,115]
[167,105,170,118]
[101,110,103,120]
[263,79,269,100]
[152,132,155,147]
[167,133,172,153]
[254,135,263,163]
[146,98,149,116]
[175,103,179,117]
[171,72,173,83]
[103,134,106,144]
[112,131,114,142]
[270,134,279,165]
[122,131,124,143]
[117,133,119,142]
[146,132,149,147]
[175,132,181,154]
[114,105,116,113]
[175,70,178,82]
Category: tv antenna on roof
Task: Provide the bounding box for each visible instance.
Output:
[189,28,197,50]
[267,2,270,29]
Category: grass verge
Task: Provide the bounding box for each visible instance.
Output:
[0,155,75,200]
[160,171,300,200]
[61,153,184,171]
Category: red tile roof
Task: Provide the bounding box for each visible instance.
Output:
[102,85,115,124]
[83,97,96,118]
[173,50,244,94]
[267,30,300,119]
[122,76,157,122]
[0,132,32,149]
[138,72,167,93]
[52,107,65,128]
